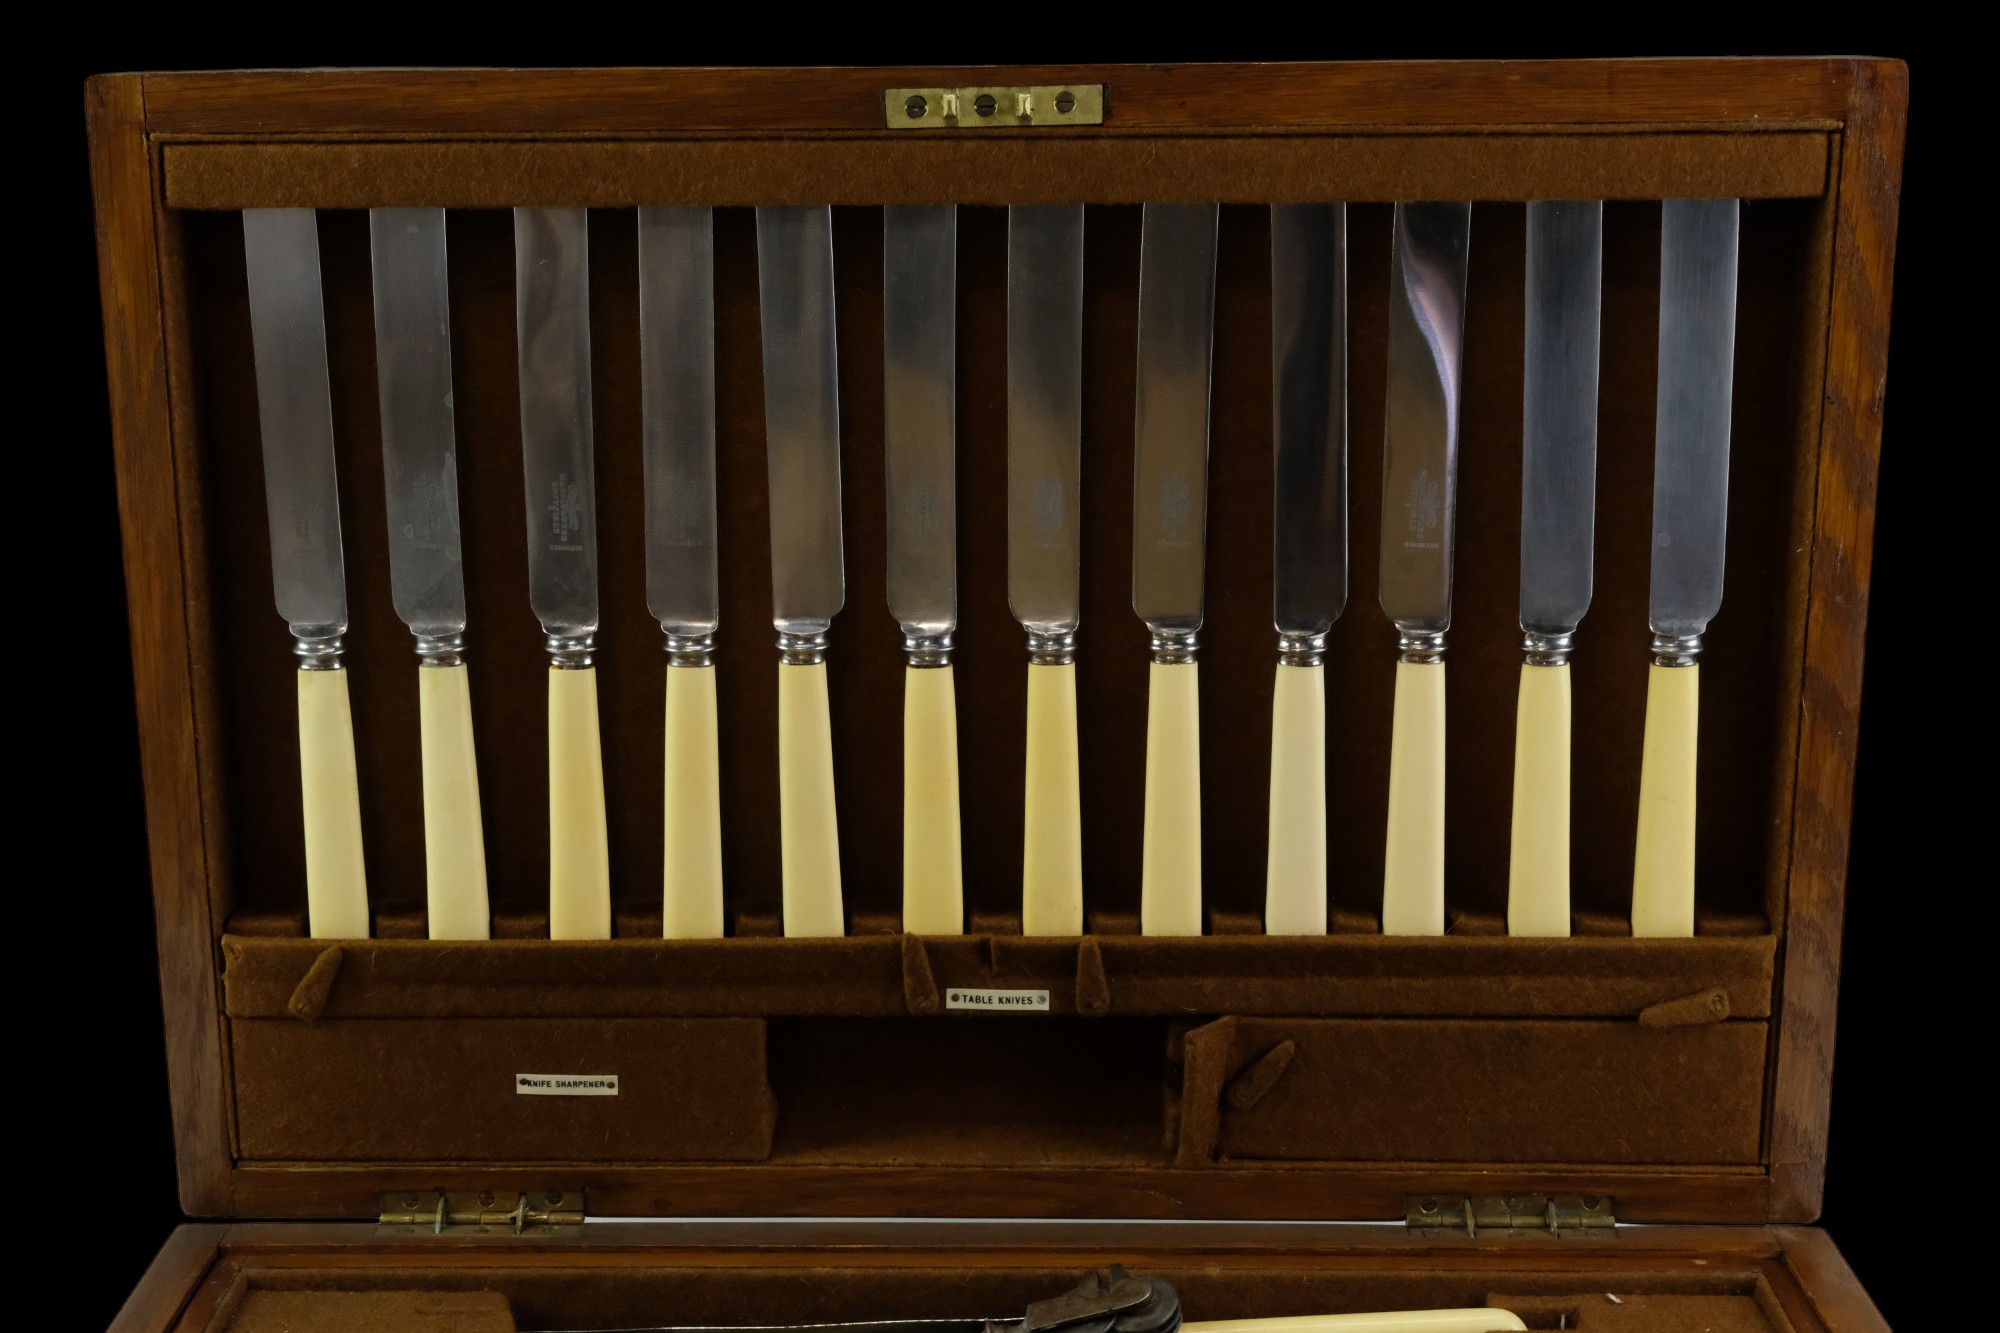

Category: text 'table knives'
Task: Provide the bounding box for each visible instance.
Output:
[1132,203,1220,937]
[1507,200,1603,938]
[242,208,370,939]
[640,205,725,939]
[1378,201,1472,936]
[370,207,488,940]
[1632,198,1740,938]
[757,205,847,937]
[1007,205,1087,936]
[516,207,610,940]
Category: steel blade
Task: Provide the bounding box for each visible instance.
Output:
[1378,201,1472,635]
[515,208,599,640]
[1006,205,1085,640]
[369,208,466,642]
[1520,200,1603,639]
[1271,203,1348,639]
[243,208,347,641]
[883,204,957,641]
[756,206,846,635]
[1649,198,1740,640]
[639,206,719,640]
[1131,203,1220,635]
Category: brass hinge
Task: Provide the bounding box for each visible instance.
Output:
[1406,1194,1616,1239]
[377,1189,585,1237]
[884,84,1106,129]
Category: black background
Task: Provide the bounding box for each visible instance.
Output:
[42,30,1936,1329]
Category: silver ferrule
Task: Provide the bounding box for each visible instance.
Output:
[1278,632,1326,668]
[1150,629,1199,665]
[292,633,345,671]
[1397,629,1446,664]
[778,630,829,666]
[544,633,594,669]
[414,632,465,668]
[665,632,716,668]
[1650,631,1703,668]
[1522,630,1574,668]
[904,631,953,669]
[1027,629,1077,667]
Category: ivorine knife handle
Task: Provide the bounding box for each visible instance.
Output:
[1264,661,1328,935]
[297,667,370,939]
[1506,662,1571,937]
[1141,660,1202,936]
[901,664,964,934]
[663,662,724,939]
[418,663,489,940]
[548,665,611,939]
[1185,1311,1527,1332]
[1632,661,1698,937]
[1021,661,1084,936]
[778,660,845,936]
[1381,659,1445,935]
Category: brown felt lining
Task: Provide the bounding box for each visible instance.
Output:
[207,1263,1792,1333]
[160,133,1830,209]
[184,195,1825,939]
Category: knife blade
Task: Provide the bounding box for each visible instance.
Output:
[757,205,847,937]
[883,204,964,933]
[1378,201,1471,936]
[1264,203,1347,936]
[639,205,724,939]
[369,207,488,941]
[515,207,610,940]
[242,207,369,940]
[1506,200,1603,938]
[1007,204,1087,936]
[1632,197,1740,938]
[1132,202,1220,937]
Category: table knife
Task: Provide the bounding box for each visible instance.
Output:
[516,207,610,940]
[1265,204,1347,936]
[1632,198,1740,938]
[1007,205,1087,936]
[1132,203,1220,937]
[368,208,488,941]
[1378,202,1472,936]
[640,206,725,940]
[757,206,847,937]
[242,208,370,939]
[884,205,964,934]
[1506,201,1603,938]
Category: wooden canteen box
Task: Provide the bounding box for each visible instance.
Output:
[90,59,1905,1332]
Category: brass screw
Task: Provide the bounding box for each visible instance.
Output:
[1055,90,1077,115]
[974,93,997,118]
[478,1190,495,1207]
[1418,1197,1439,1214]
[546,1190,565,1206]
[904,95,927,120]
[1582,1195,1601,1210]
[401,1193,421,1208]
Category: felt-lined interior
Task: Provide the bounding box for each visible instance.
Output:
[183,194,1826,938]
[202,1260,1797,1333]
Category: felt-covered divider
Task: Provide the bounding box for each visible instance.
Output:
[1175,1017,1766,1167]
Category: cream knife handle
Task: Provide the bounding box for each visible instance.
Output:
[1186,1312,1526,1333]
[1506,661,1570,937]
[663,660,724,939]
[901,663,964,934]
[1021,660,1084,936]
[547,664,611,940]
[297,666,370,939]
[1141,658,1202,936]
[418,662,488,940]
[778,659,845,936]
[1264,659,1327,935]
[1381,658,1445,935]
[1632,659,1698,937]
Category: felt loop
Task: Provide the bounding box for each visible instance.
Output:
[286,944,345,1023]
[901,934,942,1015]
[1639,986,1733,1028]
[1175,1016,1240,1166]
[1075,937,1112,1017]
[1224,1039,1298,1112]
